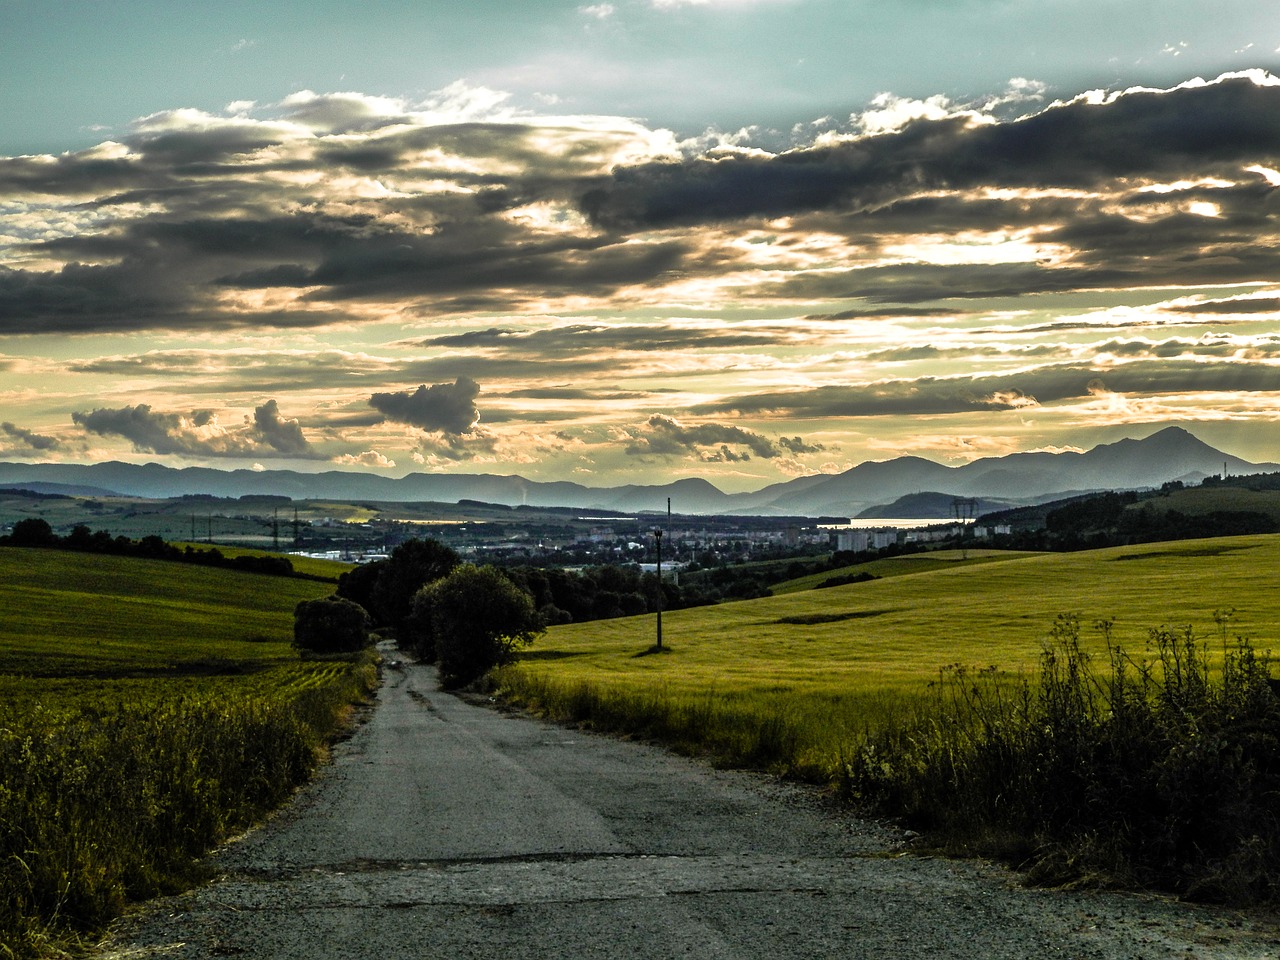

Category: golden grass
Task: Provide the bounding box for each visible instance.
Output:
[768,548,1042,593]
[499,536,1280,778]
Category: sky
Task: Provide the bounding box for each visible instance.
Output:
[2,0,1280,492]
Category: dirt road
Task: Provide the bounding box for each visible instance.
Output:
[98,653,1278,959]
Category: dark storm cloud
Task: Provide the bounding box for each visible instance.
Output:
[806,306,962,321]
[291,233,689,305]
[369,378,481,434]
[73,404,232,455]
[778,435,826,454]
[697,359,1280,419]
[0,262,179,334]
[3,74,1280,335]
[506,387,651,401]
[0,152,151,198]
[70,400,320,458]
[1171,296,1280,315]
[1091,335,1280,361]
[0,109,682,333]
[0,422,63,452]
[419,323,785,354]
[582,77,1280,229]
[764,247,1280,306]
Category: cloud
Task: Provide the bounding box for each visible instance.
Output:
[249,399,314,455]
[369,377,481,434]
[777,435,826,454]
[698,359,1280,419]
[6,71,1280,483]
[0,422,64,452]
[978,388,1040,410]
[623,413,821,462]
[66,346,631,398]
[414,428,501,463]
[1170,296,1280,316]
[586,74,1280,230]
[4,72,1280,338]
[70,400,320,459]
[418,322,785,355]
[334,450,396,468]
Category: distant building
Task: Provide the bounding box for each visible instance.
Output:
[871,530,898,550]
[835,530,870,553]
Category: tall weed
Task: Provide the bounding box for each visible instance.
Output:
[0,654,377,959]
[846,615,1280,903]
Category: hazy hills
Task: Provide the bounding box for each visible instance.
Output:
[0,427,1273,518]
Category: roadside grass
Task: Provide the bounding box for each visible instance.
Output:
[495,535,1280,898]
[848,614,1280,903]
[0,548,375,959]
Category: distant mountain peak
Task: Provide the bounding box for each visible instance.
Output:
[0,427,1274,516]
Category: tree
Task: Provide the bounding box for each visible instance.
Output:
[335,560,385,617]
[336,538,459,634]
[8,517,56,546]
[293,596,372,655]
[414,564,543,689]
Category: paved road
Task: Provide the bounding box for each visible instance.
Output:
[98,654,1279,959]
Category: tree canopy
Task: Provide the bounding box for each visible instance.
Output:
[293,596,372,655]
[412,564,542,689]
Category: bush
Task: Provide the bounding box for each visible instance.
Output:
[292,596,372,655]
[846,613,1280,903]
[414,564,543,688]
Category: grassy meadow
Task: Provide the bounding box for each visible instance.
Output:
[498,536,1280,779]
[0,547,338,676]
[167,541,354,581]
[0,546,374,960]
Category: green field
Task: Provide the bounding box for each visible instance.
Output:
[0,547,372,959]
[500,535,1280,776]
[0,546,336,675]
[167,541,354,581]
[768,548,1042,594]
[1128,484,1280,522]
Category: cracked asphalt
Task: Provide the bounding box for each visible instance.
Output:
[96,651,1280,959]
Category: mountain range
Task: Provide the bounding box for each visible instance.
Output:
[0,427,1273,518]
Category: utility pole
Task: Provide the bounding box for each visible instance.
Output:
[952,497,978,560]
[654,526,663,651]
[653,498,671,651]
[272,507,280,552]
